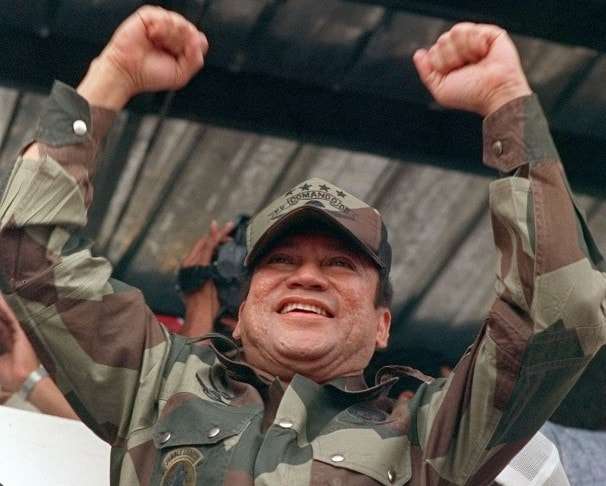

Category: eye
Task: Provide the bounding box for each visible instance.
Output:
[325,256,355,270]
[266,253,294,265]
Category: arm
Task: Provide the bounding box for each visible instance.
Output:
[410,24,606,484]
[180,220,235,337]
[0,6,207,444]
[0,294,78,419]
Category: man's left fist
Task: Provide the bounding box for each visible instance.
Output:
[413,23,532,117]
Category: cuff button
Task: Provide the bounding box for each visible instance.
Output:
[73,119,88,136]
[492,140,503,156]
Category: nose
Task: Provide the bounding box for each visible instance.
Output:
[285,261,328,291]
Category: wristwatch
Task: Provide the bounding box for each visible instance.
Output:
[177,264,223,294]
[17,364,49,401]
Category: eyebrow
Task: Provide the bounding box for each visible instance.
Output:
[270,238,359,257]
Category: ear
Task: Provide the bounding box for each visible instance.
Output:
[375,308,391,349]
[232,300,247,340]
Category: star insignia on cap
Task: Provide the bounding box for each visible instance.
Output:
[319,184,330,192]
[336,190,346,198]
[300,183,312,191]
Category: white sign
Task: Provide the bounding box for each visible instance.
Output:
[0,405,110,486]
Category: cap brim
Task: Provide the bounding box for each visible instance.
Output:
[245,205,385,270]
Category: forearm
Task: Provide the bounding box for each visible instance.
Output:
[29,377,79,420]
[181,286,220,337]
[479,94,606,463]
[417,95,606,484]
[181,312,214,337]
[0,80,116,297]
[0,80,169,445]
[486,94,606,328]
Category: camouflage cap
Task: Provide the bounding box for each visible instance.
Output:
[245,178,391,275]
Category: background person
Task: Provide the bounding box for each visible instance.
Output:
[0,294,78,419]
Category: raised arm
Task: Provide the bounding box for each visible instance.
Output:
[0,6,207,445]
[411,23,606,484]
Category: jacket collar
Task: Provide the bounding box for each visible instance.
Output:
[200,333,401,400]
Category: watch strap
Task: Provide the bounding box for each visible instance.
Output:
[18,364,49,401]
[177,265,221,293]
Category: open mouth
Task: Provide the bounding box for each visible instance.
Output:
[279,302,333,318]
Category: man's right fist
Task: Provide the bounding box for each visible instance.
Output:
[77,6,208,110]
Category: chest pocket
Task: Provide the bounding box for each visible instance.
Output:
[151,396,256,485]
[311,408,412,486]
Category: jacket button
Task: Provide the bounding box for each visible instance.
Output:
[208,427,221,438]
[72,120,88,136]
[330,454,345,463]
[492,140,503,156]
[158,431,171,445]
[387,468,396,483]
[278,420,294,429]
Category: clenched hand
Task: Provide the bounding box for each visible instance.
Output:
[413,23,532,117]
[78,5,208,110]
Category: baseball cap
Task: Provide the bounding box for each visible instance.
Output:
[245,178,391,275]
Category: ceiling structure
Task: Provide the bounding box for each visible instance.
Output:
[1,0,606,428]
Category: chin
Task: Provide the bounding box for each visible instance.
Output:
[276,332,337,360]
[276,339,335,361]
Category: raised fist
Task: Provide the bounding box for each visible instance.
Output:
[413,23,531,116]
[79,6,208,109]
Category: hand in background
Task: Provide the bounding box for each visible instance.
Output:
[181,220,235,337]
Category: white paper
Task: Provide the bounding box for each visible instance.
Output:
[0,405,110,486]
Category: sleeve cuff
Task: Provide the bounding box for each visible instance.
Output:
[33,81,117,174]
[483,94,560,173]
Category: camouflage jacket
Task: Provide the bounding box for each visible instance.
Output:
[1,82,605,486]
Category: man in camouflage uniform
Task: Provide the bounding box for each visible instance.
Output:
[0,6,605,486]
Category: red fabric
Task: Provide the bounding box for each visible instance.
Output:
[155,314,183,334]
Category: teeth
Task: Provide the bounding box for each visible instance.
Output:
[280,302,328,317]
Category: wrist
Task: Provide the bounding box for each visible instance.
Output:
[482,81,533,117]
[77,56,135,111]
[17,364,49,401]
[11,363,38,392]
[26,375,52,404]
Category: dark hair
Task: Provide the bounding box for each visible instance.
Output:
[374,272,393,309]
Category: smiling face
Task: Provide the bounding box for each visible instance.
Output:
[233,230,391,383]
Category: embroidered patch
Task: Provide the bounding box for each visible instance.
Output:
[268,188,352,221]
[160,448,203,486]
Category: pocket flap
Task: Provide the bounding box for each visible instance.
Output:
[152,395,255,449]
[312,427,412,486]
